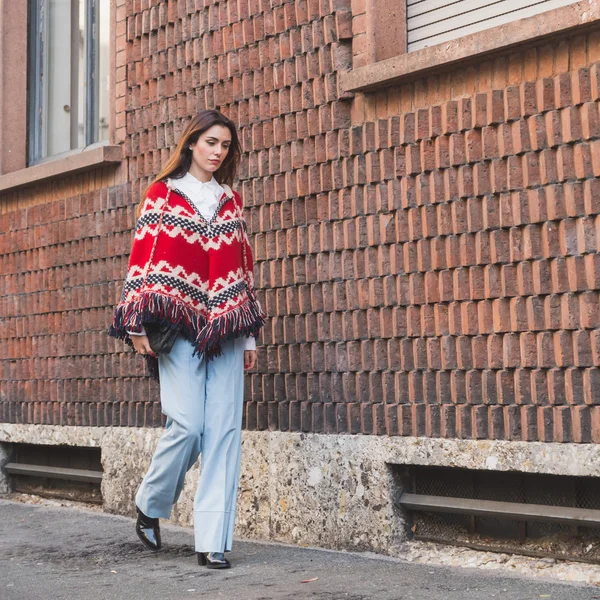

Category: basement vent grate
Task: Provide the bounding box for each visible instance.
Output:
[390,465,600,564]
[4,443,103,504]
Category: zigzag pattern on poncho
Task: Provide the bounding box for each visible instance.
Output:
[108,179,265,377]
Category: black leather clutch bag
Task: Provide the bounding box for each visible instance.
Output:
[143,323,179,355]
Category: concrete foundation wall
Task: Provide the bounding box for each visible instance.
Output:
[0,440,12,495]
[2,424,600,554]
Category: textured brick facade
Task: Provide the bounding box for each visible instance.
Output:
[2,1,600,444]
[0,0,132,426]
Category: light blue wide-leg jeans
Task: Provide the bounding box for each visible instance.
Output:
[135,335,245,553]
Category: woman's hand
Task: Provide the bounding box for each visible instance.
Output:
[131,335,156,357]
[244,350,256,371]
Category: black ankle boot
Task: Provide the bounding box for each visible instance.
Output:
[197,552,230,569]
[135,507,161,551]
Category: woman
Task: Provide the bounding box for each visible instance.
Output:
[108,109,264,569]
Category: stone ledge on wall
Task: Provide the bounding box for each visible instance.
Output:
[2,424,600,554]
[0,144,123,194]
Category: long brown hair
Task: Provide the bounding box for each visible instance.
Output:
[137,109,241,217]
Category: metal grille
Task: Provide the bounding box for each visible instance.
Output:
[8,443,102,504]
[391,465,600,563]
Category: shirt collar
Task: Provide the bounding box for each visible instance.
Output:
[180,172,222,191]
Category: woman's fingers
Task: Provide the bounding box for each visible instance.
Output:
[131,337,144,353]
[244,350,257,370]
[131,335,156,357]
[143,338,157,357]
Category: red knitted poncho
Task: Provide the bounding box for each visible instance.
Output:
[108,179,264,374]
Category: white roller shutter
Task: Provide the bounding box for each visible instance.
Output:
[407,0,580,52]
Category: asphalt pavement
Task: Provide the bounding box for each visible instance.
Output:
[1,499,599,600]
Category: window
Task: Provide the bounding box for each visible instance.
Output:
[343,0,598,93]
[27,0,110,164]
[407,0,580,52]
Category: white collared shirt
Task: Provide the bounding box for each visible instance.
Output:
[129,172,256,352]
[173,172,224,222]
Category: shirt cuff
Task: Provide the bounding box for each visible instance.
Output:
[244,336,256,351]
[127,325,146,336]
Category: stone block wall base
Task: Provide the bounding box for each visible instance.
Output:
[0,440,13,494]
[2,424,600,554]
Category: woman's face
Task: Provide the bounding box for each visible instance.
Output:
[189,125,232,176]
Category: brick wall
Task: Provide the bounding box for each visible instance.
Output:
[0,171,142,426]
[120,0,356,435]
[340,33,600,443]
[2,0,600,444]
[0,0,139,427]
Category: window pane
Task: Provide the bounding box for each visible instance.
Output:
[45,0,73,156]
[74,0,86,149]
[97,0,110,142]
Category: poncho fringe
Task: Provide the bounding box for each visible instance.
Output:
[109,290,265,378]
